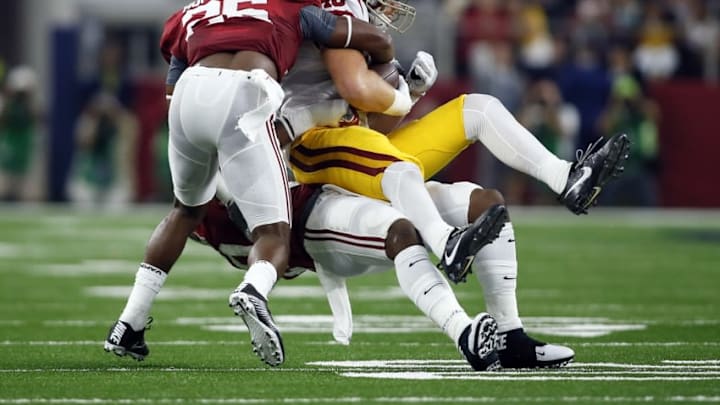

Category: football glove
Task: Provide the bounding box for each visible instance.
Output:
[407,51,438,98]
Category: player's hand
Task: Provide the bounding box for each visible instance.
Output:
[407,51,437,97]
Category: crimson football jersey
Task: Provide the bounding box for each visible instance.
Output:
[160,0,321,78]
[192,185,320,277]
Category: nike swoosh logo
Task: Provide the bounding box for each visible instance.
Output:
[443,234,463,265]
[408,259,424,268]
[423,282,444,295]
[564,167,592,197]
[582,186,603,208]
[507,239,515,243]
[537,351,546,356]
[503,276,516,280]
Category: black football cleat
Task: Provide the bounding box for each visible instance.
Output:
[458,313,501,371]
[560,133,630,215]
[104,319,151,361]
[438,204,508,284]
[229,284,285,367]
[497,328,574,369]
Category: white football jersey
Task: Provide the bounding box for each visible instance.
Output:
[279,1,370,125]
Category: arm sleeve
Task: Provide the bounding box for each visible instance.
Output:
[166,55,188,87]
[299,5,338,45]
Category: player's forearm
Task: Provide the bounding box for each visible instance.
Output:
[339,17,394,64]
[324,49,409,115]
[300,6,393,64]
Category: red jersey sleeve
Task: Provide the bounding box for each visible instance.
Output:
[159,9,187,64]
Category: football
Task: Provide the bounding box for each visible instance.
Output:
[370,62,400,88]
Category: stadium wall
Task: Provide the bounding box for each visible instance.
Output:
[649,82,720,208]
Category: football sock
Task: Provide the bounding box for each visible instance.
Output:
[238,260,278,300]
[382,161,455,258]
[463,94,572,194]
[472,222,523,333]
[395,245,471,343]
[119,263,167,331]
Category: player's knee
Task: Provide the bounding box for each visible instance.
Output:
[468,188,508,222]
[464,93,500,111]
[173,199,208,221]
[251,222,291,245]
[385,218,422,260]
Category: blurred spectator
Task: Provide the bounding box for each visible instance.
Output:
[504,79,579,204]
[609,0,643,42]
[517,1,556,78]
[598,74,659,206]
[572,0,610,47]
[469,41,525,112]
[679,0,720,81]
[69,41,138,206]
[69,92,138,206]
[555,43,611,148]
[633,2,679,80]
[0,66,41,201]
[456,0,517,76]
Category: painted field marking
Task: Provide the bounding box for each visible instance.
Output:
[31,314,650,338]
[307,360,720,382]
[1,396,720,404]
[3,339,720,349]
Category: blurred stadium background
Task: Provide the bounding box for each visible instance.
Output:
[0,0,719,208]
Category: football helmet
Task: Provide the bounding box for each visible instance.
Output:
[366,0,416,33]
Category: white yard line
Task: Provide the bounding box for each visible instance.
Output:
[1,396,720,404]
[340,372,720,381]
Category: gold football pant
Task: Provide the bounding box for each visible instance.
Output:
[289,95,470,201]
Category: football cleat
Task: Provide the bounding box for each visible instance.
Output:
[458,313,501,371]
[229,284,285,367]
[438,204,508,284]
[560,133,630,215]
[497,328,574,369]
[103,318,151,361]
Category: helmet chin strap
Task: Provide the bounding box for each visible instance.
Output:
[366,0,416,33]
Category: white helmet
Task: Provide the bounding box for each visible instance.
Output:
[366,0,416,33]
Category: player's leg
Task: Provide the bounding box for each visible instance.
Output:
[390,94,629,214]
[105,69,224,360]
[291,127,504,279]
[218,71,290,367]
[304,189,499,371]
[466,186,574,368]
[427,181,575,368]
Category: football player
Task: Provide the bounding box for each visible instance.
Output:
[282,0,629,220]
[274,0,621,368]
[278,0,508,287]
[105,0,405,368]
[190,175,573,370]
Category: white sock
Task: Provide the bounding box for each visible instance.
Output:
[239,260,278,300]
[119,263,167,331]
[463,94,572,194]
[395,245,471,344]
[382,162,454,258]
[472,222,522,333]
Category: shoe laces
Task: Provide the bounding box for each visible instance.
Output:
[574,136,604,167]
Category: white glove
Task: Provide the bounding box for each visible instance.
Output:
[407,51,438,97]
[278,99,351,140]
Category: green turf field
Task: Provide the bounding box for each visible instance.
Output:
[1,206,719,404]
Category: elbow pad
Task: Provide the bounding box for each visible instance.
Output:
[166,55,188,87]
[299,6,337,45]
